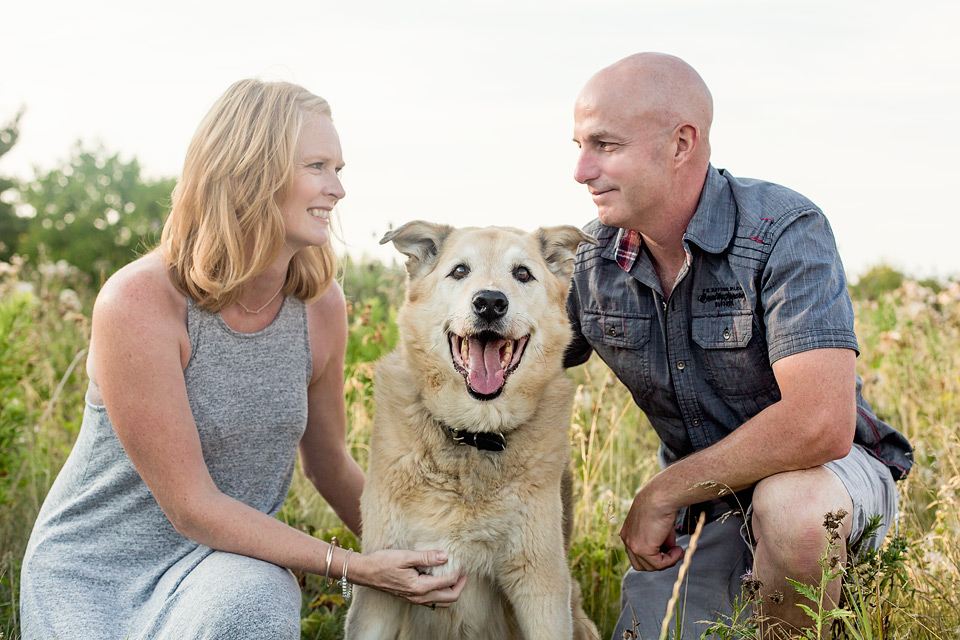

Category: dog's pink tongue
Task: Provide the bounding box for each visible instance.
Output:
[467,337,507,395]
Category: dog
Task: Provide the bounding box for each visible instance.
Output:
[344,222,599,640]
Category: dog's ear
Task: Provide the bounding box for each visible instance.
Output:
[535,226,598,279]
[380,221,454,280]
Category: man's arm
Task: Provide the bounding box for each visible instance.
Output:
[563,274,594,368]
[620,346,856,571]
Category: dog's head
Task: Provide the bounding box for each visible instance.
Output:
[381,221,596,430]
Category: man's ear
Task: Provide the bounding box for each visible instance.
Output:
[674,123,700,168]
[380,220,454,280]
[535,226,597,279]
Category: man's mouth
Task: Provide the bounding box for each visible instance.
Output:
[449,330,529,400]
[589,188,615,199]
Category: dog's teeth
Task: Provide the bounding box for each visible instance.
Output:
[461,337,469,364]
[501,341,514,368]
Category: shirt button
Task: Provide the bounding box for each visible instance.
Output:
[722,329,731,341]
[676,360,685,371]
[692,418,701,427]
[661,300,667,311]
[607,326,618,337]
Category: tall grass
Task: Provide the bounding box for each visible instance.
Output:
[0,257,92,639]
[2,257,959,639]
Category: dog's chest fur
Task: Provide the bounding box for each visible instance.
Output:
[362,352,571,568]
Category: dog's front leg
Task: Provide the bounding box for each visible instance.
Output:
[500,550,573,640]
[343,586,404,640]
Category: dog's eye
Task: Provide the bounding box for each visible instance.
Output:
[513,265,535,283]
[449,264,470,280]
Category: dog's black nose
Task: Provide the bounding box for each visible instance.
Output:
[472,290,508,321]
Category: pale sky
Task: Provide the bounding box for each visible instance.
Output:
[2,0,958,279]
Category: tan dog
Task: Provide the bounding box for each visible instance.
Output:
[344,222,599,640]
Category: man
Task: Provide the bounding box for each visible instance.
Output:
[565,52,912,638]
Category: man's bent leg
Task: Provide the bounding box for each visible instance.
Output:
[751,445,898,637]
[613,510,750,640]
[751,466,853,637]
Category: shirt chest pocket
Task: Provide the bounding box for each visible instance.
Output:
[581,310,654,402]
[692,313,778,398]
[582,310,651,349]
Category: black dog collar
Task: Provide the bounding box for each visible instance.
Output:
[445,425,506,452]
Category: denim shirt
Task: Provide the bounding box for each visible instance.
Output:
[565,165,913,480]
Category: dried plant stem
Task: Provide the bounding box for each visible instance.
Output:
[658,511,706,640]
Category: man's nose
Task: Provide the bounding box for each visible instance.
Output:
[574,150,598,184]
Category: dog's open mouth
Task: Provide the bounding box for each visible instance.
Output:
[449,330,529,400]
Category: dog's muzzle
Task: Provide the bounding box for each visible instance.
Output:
[449,330,529,400]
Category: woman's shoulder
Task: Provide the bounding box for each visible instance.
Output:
[305,280,346,319]
[95,251,186,323]
[304,281,347,377]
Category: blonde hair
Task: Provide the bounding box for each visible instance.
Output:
[161,79,338,311]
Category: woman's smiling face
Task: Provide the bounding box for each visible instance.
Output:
[280,112,345,255]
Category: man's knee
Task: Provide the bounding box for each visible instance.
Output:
[752,467,853,576]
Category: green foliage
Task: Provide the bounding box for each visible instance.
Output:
[0,256,93,640]
[340,255,405,312]
[569,520,625,634]
[18,143,176,283]
[0,290,36,507]
[850,264,905,301]
[0,109,26,262]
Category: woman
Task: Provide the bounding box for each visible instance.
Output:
[20,79,466,639]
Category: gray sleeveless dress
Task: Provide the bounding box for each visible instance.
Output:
[20,296,312,639]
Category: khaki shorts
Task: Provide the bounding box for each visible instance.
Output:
[822,443,900,548]
[613,444,900,640]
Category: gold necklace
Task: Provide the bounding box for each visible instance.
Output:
[237,284,284,314]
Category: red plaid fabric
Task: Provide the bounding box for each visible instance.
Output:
[615,228,642,272]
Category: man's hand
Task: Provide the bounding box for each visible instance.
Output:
[620,485,684,571]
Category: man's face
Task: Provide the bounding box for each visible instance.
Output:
[572,83,673,231]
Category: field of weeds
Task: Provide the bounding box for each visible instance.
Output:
[2,256,958,639]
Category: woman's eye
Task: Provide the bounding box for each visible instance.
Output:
[513,265,534,283]
[449,264,470,279]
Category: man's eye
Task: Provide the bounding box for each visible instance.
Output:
[449,264,470,279]
[513,265,534,283]
[598,141,614,150]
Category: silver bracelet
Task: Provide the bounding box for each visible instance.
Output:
[324,537,340,587]
[341,549,354,601]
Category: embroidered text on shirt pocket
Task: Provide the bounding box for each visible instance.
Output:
[692,312,753,349]
[581,311,651,349]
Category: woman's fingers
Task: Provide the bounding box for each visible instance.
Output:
[361,548,468,607]
[435,572,468,606]
[407,549,448,569]
[411,572,468,608]
[413,568,462,593]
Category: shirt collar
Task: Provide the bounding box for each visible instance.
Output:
[681,164,737,254]
[603,164,735,274]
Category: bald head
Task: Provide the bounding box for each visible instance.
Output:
[578,52,713,157]
[572,53,714,233]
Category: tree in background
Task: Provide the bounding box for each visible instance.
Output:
[18,143,176,283]
[0,109,26,262]
[850,264,906,301]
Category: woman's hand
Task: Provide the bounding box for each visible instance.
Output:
[349,549,467,608]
